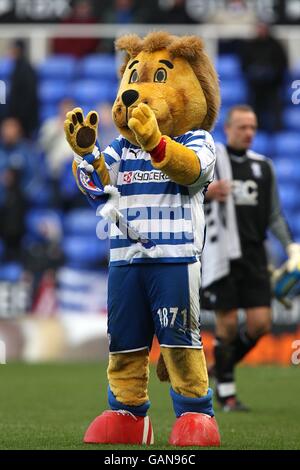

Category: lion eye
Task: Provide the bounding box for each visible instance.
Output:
[129,69,139,83]
[154,68,167,83]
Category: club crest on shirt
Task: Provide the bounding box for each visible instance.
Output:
[251,162,262,178]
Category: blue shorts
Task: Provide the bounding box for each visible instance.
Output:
[107,261,202,353]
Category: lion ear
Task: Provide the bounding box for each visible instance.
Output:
[169,36,204,63]
[115,34,143,78]
[115,34,143,58]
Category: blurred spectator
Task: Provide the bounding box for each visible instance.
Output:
[39,98,74,181]
[208,0,256,24]
[104,0,136,23]
[0,168,25,262]
[6,39,39,138]
[0,117,42,204]
[144,0,197,24]
[102,0,141,51]
[58,157,87,211]
[52,0,100,57]
[23,214,63,272]
[97,102,117,149]
[241,22,288,132]
[23,212,63,305]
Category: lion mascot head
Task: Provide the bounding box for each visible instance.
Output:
[112,31,220,144]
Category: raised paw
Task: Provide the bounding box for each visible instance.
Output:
[128,103,161,151]
[64,107,99,156]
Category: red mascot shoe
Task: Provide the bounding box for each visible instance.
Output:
[169,413,221,447]
[84,410,154,445]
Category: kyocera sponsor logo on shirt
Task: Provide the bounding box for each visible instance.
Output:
[123,170,170,184]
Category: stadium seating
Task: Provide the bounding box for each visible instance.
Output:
[25,183,52,208]
[38,55,76,80]
[64,208,99,236]
[273,158,300,184]
[211,129,225,144]
[58,160,81,202]
[289,216,300,239]
[214,106,230,130]
[216,54,242,80]
[70,79,113,105]
[284,84,295,105]
[0,262,23,282]
[282,107,300,130]
[79,54,118,82]
[63,208,109,270]
[63,235,109,269]
[289,60,300,81]
[252,132,271,156]
[278,184,299,211]
[40,103,59,122]
[0,57,13,79]
[38,80,70,104]
[272,132,300,157]
[220,80,247,105]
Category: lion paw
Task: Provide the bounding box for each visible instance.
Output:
[64,107,99,156]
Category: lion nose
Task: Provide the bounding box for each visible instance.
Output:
[121,90,139,107]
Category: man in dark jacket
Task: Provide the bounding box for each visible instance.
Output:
[202,105,300,411]
[241,23,288,132]
[6,39,39,137]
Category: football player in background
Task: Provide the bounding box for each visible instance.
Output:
[201,104,300,411]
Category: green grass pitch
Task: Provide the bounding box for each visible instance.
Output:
[0,363,299,450]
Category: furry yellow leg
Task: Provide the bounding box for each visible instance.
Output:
[160,347,208,398]
[108,349,150,406]
[151,136,200,185]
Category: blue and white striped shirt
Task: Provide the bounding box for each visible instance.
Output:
[102,129,216,266]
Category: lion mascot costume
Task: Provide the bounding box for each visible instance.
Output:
[64,31,221,447]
